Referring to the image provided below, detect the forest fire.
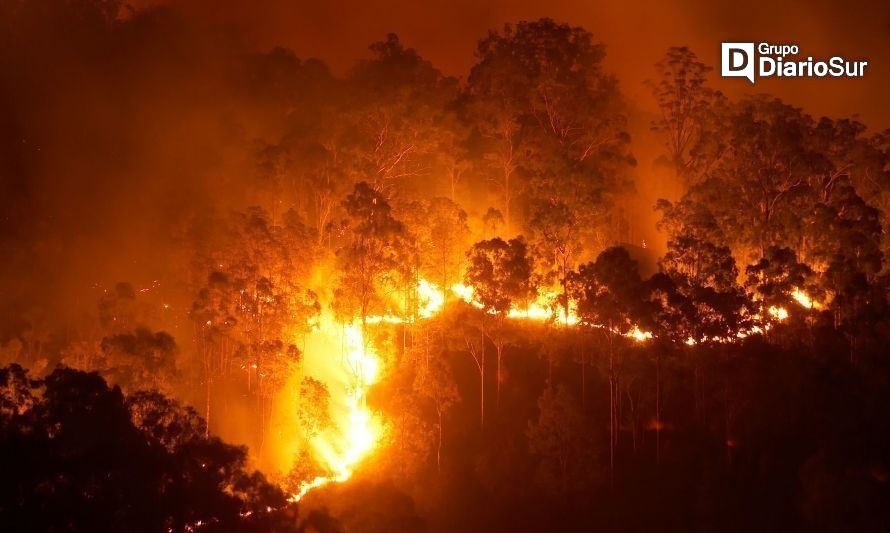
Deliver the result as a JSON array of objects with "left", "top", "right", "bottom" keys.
[
  {"left": 2, "top": 2, "right": 888, "bottom": 531},
  {"left": 768, "top": 306, "right": 790, "bottom": 321},
  {"left": 293, "top": 279, "right": 817, "bottom": 501},
  {"left": 290, "top": 279, "right": 597, "bottom": 500},
  {"left": 417, "top": 279, "right": 446, "bottom": 318},
  {"left": 289, "top": 316, "right": 383, "bottom": 501},
  {"left": 792, "top": 288, "right": 822, "bottom": 309}
]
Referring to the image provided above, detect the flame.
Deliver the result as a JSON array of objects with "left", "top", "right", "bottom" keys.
[
  {"left": 628, "top": 326, "right": 653, "bottom": 342},
  {"left": 364, "top": 314, "right": 405, "bottom": 325},
  {"left": 503, "top": 289, "right": 576, "bottom": 326},
  {"left": 292, "top": 276, "right": 840, "bottom": 500},
  {"left": 455, "top": 285, "right": 581, "bottom": 326},
  {"left": 507, "top": 301, "right": 556, "bottom": 322},
  {"left": 768, "top": 306, "right": 789, "bottom": 321},
  {"left": 450, "top": 282, "right": 481, "bottom": 307},
  {"left": 288, "top": 316, "right": 383, "bottom": 502},
  {"left": 285, "top": 278, "right": 817, "bottom": 500},
  {"left": 791, "top": 288, "right": 821, "bottom": 310},
  {"left": 278, "top": 275, "right": 829, "bottom": 503},
  {"left": 417, "top": 279, "right": 446, "bottom": 318}
]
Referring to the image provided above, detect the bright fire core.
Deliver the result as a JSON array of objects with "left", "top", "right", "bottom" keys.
[
  {"left": 286, "top": 315, "right": 383, "bottom": 502},
  {"left": 286, "top": 278, "right": 820, "bottom": 501},
  {"left": 285, "top": 278, "right": 650, "bottom": 501}
]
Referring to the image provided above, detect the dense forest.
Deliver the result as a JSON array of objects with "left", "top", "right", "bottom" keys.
[{"left": 1, "top": 1, "right": 890, "bottom": 531}]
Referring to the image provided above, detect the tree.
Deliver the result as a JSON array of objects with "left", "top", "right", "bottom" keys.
[
  {"left": 810, "top": 181, "right": 885, "bottom": 349},
  {"left": 414, "top": 343, "right": 460, "bottom": 471},
  {"left": 186, "top": 206, "right": 318, "bottom": 457},
  {"left": 335, "top": 182, "right": 406, "bottom": 327},
  {"left": 100, "top": 327, "right": 178, "bottom": 392},
  {"left": 745, "top": 246, "right": 818, "bottom": 311},
  {"left": 482, "top": 207, "right": 505, "bottom": 238},
  {"left": 399, "top": 196, "right": 470, "bottom": 295},
  {"left": 346, "top": 34, "right": 457, "bottom": 196},
  {"left": 657, "top": 198, "right": 739, "bottom": 294},
  {"left": 255, "top": 134, "right": 350, "bottom": 245},
  {"left": 467, "top": 18, "right": 632, "bottom": 234},
  {"left": 527, "top": 386, "right": 596, "bottom": 495},
  {"left": 659, "top": 226, "right": 750, "bottom": 344},
  {"left": 805, "top": 180, "right": 883, "bottom": 280},
  {"left": 297, "top": 377, "right": 332, "bottom": 439},
  {"left": 465, "top": 237, "right": 535, "bottom": 315},
  {"left": 569, "top": 246, "right": 645, "bottom": 486},
  {"left": 0, "top": 365, "right": 295, "bottom": 531},
  {"left": 334, "top": 181, "right": 408, "bottom": 409},
  {"left": 649, "top": 46, "right": 726, "bottom": 186},
  {"left": 190, "top": 207, "right": 318, "bottom": 450},
  {"left": 190, "top": 270, "right": 236, "bottom": 436},
  {"left": 248, "top": 48, "right": 345, "bottom": 240},
  {"left": 126, "top": 390, "right": 206, "bottom": 451},
  {"left": 641, "top": 272, "right": 691, "bottom": 461},
  {"left": 465, "top": 237, "right": 535, "bottom": 412},
  {"left": 434, "top": 108, "right": 473, "bottom": 201},
  {"left": 0, "top": 364, "right": 38, "bottom": 421},
  {"left": 529, "top": 198, "right": 582, "bottom": 325},
  {"left": 694, "top": 98, "right": 826, "bottom": 261}
]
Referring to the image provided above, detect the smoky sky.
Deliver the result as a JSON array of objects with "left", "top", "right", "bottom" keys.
[
  {"left": 1, "top": 0, "right": 888, "bottom": 337},
  {"left": 138, "top": 0, "right": 890, "bottom": 128}
]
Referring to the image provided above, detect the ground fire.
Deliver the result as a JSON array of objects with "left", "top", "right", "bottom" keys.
[{"left": 1, "top": 2, "right": 888, "bottom": 532}]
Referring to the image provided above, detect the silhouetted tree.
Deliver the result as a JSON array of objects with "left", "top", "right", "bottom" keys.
[
  {"left": 0, "top": 365, "right": 296, "bottom": 531},
  {"left": 466, "top": 237, "right": 535, "bottom": 413},
  {"left": 527, "top": 385, "right": 597, "bottom": 495},
  {"left": 569, "top": 246, "right": 645, "bottom": 485},
  {"left": 649, "top": 46, "right": 726, "bottom": 186}
]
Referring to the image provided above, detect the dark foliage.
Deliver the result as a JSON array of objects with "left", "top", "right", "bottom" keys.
[{"left": 0, "top": 365, "right": 298, "bottom": 532}]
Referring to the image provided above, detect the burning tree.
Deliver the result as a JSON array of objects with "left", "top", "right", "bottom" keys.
[
  {"left": 465, "top": 236, "right": 535, "bottom": 420},
  {"left": 335, "top": 181, "right": 407, "bottom": 358},
  {"left": 189, "top": 207, "right": 318, "bottom": 449},
  {"left": 347, "top": 34, "right": 456, "bottom": 196},
  {"left": 529, "top": 198, "right": 582, "bottom": 326},
  {"left": 467, "top": 18, "right": 632, "bottom": 234},
  {"left": 569, "top": 246, "right": 646, "bottom": 486},
  {"left": 297, "top": 376, "right": 333, "bottom": 439}
]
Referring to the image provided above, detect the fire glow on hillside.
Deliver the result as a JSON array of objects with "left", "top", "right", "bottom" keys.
[
  {"left": 3, "top": 4, "right": 889, "bottom": 531},
  {"left": 289, "top": 277, "right": 820, "bottom": 500}
]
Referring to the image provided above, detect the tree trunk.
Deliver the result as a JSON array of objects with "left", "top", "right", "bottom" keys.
[
  {"left": 581, "top": 342, "right": 586, "bottom": 408},
  {"left": 205, "top": 375, "right": 212, "bottom": 438},
  {"left": 608, "top": 329, "right": 615, "bottom": 489},
  {"left": 480, "top": 317, "right": 486, "bottom": 431},
  {"left": 656, "top": 350, "right": 661, "bottom": 466},
  {"left": 436, "top": 405, "right": 443, "bottom": 472},
  {"left": 496, "top": 342, "right": 503, "bottom": 411}
]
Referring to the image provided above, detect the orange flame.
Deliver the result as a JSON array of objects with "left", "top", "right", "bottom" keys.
[{"left": 288, "top": 316, "right": 383, "bottom": 502}]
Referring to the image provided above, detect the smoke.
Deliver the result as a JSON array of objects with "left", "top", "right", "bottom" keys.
[
  {"left": 0, "top": 2, "right": 254, "bottom": 335},
  {"left": 128, "top": 0, "right": 890, "bottom": 127},
  {"left": 128, "top": 0, "right": 890, "bottom": 260},
  {"left": 2, "top": 0, "right": 886, "bottom": 339}
]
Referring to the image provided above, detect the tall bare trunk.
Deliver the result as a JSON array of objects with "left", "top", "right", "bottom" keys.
[
  {"left": 496, "top": 342, "right": 503, "bottom": 411},
  {"left": 656, "top": 350, "right": 661, "bottom": 466},
  {"left": 205, "top": 375, "right": 212, "bottom": 439},
  {"left": 436, "top": 405, "right": 443, "bottom": 472},
  {"left": 581, "top": 343, "right": 586, "bottom": 408},
  {"left": 608, "top": 329, "right": 615, "bottom": 489},
  {"left": 480, "top": 317, "right": 485, "bottom": 431}
]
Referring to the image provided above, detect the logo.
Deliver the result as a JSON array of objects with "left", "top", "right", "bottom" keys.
[
  {"left": 721, "top": 42, "right": 868, "bottom": 84},
  {"left": 722, "top": 43, "right": 755, "bottom": 83}
]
